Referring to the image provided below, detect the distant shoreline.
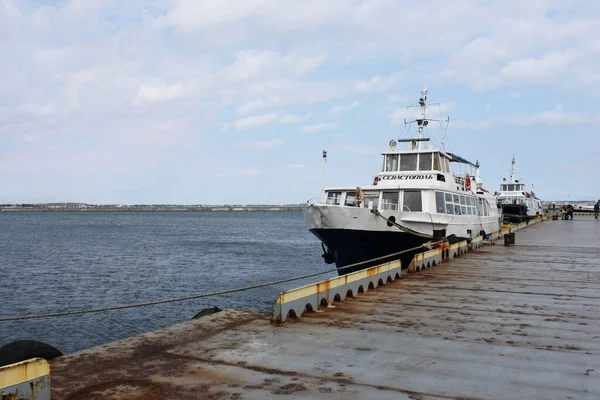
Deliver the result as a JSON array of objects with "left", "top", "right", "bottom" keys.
[{"left": 0, "top": 206, "right": 304, "bottom": 213}]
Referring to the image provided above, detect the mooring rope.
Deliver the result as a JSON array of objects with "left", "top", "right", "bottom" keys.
[
  {"left": 370, "top": 209, "right": 434, "bottom": 239},
  {"left": 0, "top": 242, "right": 444, "bottom": 322}
]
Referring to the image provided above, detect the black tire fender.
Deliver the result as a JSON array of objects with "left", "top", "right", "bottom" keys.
[{"left": 0, "top": 340, "right": 63, "bottom": 367}]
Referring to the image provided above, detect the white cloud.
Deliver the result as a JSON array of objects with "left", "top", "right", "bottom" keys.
[
  {"left": 328, "top": 101, "right": 360, "bottom": 114},
  {"left": 233, "top": 139, "right": 284, "bottom": 150},
  {"left": 509, "top": 107, "right": 595, "bottom": 127},
  {"left": 300, "top": 123, "right": 337, "bottom": 133},
  {"left": 225, "top": 50, "right": 326, "bottom": 83},
  {"left": 500, "top": 52, "right": 575, "bottom": 84},
  {"left": 233, "top": 113, "right": 279, "bottom": 130},
  {"left": 356, "top": 73, "right": 401, "bottom": 93},
  {"left": 280, "top": 113, "right": 310, "bottom": 124},
  {"left": 134, "top": 82, "right": 188, "bottom": 105},
  {"left": 464, "top": 106, "right": 600, "bottom": 129}
]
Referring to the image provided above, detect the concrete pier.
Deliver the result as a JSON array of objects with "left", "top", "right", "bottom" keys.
[{"left": 50, "top": 218, "right": 600, "bottom": 399}]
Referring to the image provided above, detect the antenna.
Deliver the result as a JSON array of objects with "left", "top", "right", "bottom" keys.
[
  {"left": 403, "top": 85, "right": 450, "bottom": 151},
  {"left": 510, "top": 154, "right": 515, "bottom": 183},
  {"left": 322, "top": 150, "right": 327, "bottom": 195}
]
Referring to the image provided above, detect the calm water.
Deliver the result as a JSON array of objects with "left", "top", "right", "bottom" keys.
[{"left": 0, "top": 211, "right": 332, "bottom": 354}]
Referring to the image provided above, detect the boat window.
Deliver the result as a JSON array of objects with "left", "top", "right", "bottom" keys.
[
  {"left": 433, "top": 153, "right": 441, "bottom": 171},
  {"left": 382, "top": 191, "right": 399, "bottom": 211},
  {"left": 453, "top": 194, "right": 460, "bottom": 203},
  {"left": 454, "top": 204, "right": 462, "bottom": 215},
  {"left": 460, "top": 195, "right": 466, "bottom": 205},
  {"left": 445, "top": 203, "right": 454, "bottom": 214},
  {"left": 403, "top": 190, "right": 422, "bottom": 212},
  {"left": 362, "top": 191, "right": 379, "bottom": 210},
  {"left": 435, "top": 191, "right": 445, "bottom": 213},
  {"left": 507, "top": 184, "right": 515, "bottom": 191},
  {"left": 400, "top": 154, "right": 417, "bottom": 171},
  {"left": 326, "top": 191, "right": 342, "bottom": 205},
  {"left": 418, "top": 153, "right": 432, "bottom": 171},
  {"left": 467, "top": 207, "right": 472, "bottom": 215},
  {"left": 445, "top": 193, "right": 453, "bottom": 203},
  {"left": 344, "top": 191, "right": 356, "bottom": 206},
  {"left": 461, "top": 206, "right": 467, "bottom": 215},
  {"left": 385, "top": 154, "right": 399, "bottom": 172}
]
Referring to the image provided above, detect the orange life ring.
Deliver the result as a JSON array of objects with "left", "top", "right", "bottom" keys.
[{"left": 465, "top": 174, "right": 471, "bottom": 190}]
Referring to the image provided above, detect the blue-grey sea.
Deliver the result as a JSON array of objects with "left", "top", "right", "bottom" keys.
[{"left": 0, "top": 211, "right": 333, "bottom": 355}]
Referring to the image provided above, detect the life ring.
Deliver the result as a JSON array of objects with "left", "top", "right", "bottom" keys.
[
  {"left": 465, "top": 174, "right": 471, "bottom": 191},
  {"left": 373, "top": 176, "right": 379, "bottom": 186}
]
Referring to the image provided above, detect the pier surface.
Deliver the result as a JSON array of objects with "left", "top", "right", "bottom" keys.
[{"left": 51, "top": 218, "right": 600, "bottom": 399}]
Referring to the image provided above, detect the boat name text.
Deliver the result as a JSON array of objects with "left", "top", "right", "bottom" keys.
[{"left": 380, "top": 174, "right": 434, "bottom": 181}]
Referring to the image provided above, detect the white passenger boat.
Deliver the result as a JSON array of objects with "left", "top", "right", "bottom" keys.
[{"left": 303, "top": 88, "right": 501, "bottom": 275}]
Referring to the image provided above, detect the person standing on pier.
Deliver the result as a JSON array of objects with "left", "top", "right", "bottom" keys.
[{"left": 594, "top": 200, "right": 599, "bottom": 219}]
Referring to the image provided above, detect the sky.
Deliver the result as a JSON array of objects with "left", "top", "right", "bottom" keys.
[{"left": 1, "top": 0, "right": 599, "bottom": 205}]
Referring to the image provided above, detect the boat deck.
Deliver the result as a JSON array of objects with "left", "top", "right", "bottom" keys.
[{"left": 50, "top": 218, "right": 600, "bottom": 399}]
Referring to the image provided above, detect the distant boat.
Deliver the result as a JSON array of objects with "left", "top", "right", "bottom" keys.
[
  {"left": 303, "top": 87, "right": 501, "bottom": 276},
  {"left": 495, "top": 155, "right": 543, "bottom": 223}
]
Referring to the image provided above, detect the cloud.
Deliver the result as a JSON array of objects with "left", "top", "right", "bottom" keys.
[
  {"left": 500, "top": 52, "right": 575, "bottom": 84},
  {"left": 134, "top": 82, "right": 188, "bottom": 104},
  {"left": 280, "top": 113, "right": 310, "bottom": 124},
  {"left": 300, "top": 123, "right": 337, "bottom": 133},
  {"left": 225, "top": 50, "right": 327, "bottom": 84},
  {"left": 463, "top": 106, "right": 600, "bottom": 129},
  {"left": 233, "top": 139, "right": 284, "bottom": 150},
  {"left": 355, "top": 73, "right": 401, "bottom": 93},
  {"left": 233, "top": 113, "right": 279, "bottom": 130},
  {"left": 328, "top": 101, "right": 360, "bottom": 114}
]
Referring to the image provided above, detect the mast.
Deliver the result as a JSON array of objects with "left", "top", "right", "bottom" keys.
[
  {"left": 403, "top": 86, "right": 449, "bottom": 150},
  {"left": 509, "top": 155, "right": 515, "bottom": 183}
]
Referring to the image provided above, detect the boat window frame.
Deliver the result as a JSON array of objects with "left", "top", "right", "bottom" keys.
[
  {"left": 385, "top": 154, "right": 399, "bottom": 172},
  {"left": 403, "top": 190, "right": 422, "bottom": 212},
  {"left": 418, "top": 152, "right": 433, "bottom": 171},
  {"left": 381, "top": 191, "right": 400, "bottom": 211},
  {"left": 400, "top": 153, "right": 418, "bottom": 171},
  {"left": 326, "top": 191, "right": 343, "bottom": 205},
  {"left": 435, "top": 191, "right": 445, "bottom": 214},
  {"left": 344, "top": 191, "right": 356, "bottom": 206}
]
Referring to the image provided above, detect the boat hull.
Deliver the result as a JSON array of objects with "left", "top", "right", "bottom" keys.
[
  {"left": 501, "top": 204, "right": 540, "bottom": 224},
  {"left": 309, "top": 228, "right": 429, "bottom": 274},
  {"left": 304, "top": 203, "right": 499, "bottom": 276}
]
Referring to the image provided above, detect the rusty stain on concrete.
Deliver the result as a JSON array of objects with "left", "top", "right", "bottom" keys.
[{"left": 51, "top": 218, "right": 600, "bottom": 399}]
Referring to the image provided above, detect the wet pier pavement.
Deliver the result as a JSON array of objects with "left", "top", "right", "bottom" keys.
[{"left": 51, "top": 218, "right": 600, "bottom": 399}]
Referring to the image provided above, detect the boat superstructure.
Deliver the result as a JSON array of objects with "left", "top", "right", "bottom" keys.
[
  {"left": 496, "top": 155, "right": 543, "bottom": 223},
  {"left": 303, "top": 88, "right": 501, "bottom": 275}
]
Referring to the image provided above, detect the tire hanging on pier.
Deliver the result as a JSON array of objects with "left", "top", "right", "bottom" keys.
[{"left": 0, "top": 340, "right": 63, "bottom": 367}]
